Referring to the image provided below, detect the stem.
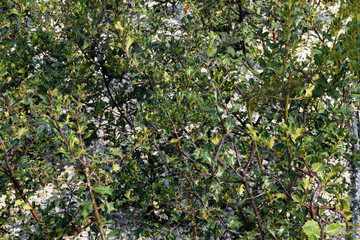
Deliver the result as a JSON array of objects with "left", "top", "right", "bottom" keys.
[
  {"left": 284, "top": 72, "right": 294, "bottom": 122},
  {"left": 284, "top": 91, "right": 290, "bottom": 122},
  {"left": 189, "top": 197, "right": 198, "bottom": 240},
  {"left": 84, "top": 166, "right": 107, "bottom": 240},
  {"left": 243, "top": 179, "right": 265, "bottom": 239},
  {"left": 5, "top": 167, "right": 50, "bottom": 237},
  {"left": 247, "top": 102, "right": 263, "bottom": 169},
  {"left": 237, "top": 0, "right": 246, "bottom": 56},
  {"left": 9, "top": 174, "right": 42, "bottom": 223},
  {"left": 232, "top": 143, "right": 264, "bottom": 238},
  {"left": 49, "top": 97, "right": 107, "bottom": 239}
]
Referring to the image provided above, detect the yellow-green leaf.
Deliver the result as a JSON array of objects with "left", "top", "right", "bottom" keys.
[
  {"left": 247, "top": 124, "right": 257, "bottom": 137},
  {"left": 275, "top": 193, "right": 287, "bottom": 199},
  {"left": 206, "top": 47, "right": 217, "bottom": 57},
  {"left": 326, "top": 223, "right": 342, "bottom": 236},
  {"left": 126, "top": 37, "right": 135, "bottom": 53},
  {"left": 114, "top": 21, "right": 123, "bottom": 32},
  {"left": 211, "top": 134, "right": 221, "bottom": 145},
  {"left": 278, "top": 123, "right": 289, "bottom": 134},
  {"left": 303, "top": 220, "right": 321, "bottom": 238},
  {"left": 236, "top": 184, "right": 245, "bottom": 196},
  {"left": 246, "top": 124, "right": 261, "bottom": 142},
  {"left": 16, "top": 128, "right": 27, "bottom": 139},
  {"left": 290, "top": 128, "right": 303, "bottom": 142},
  {"left": 77, "top": 125, "right": 84, "bottom": 133},
  {"left": 113, "top": 163, "right": 120, "bottom": 171},
  {"left": 22, "top": 203, "right": 32, "bottom": 210},
  {"left": 153, "top": 201, "right": 159, "bottom": 209},
  {"left": 340, "top": 199, "right": 350, "bottom": 211},
  {"left": 343, "top": 211, "right": 354, "bottom": 219},
  {"left": 49, "top": 88, "right": 58, "bottom": 96},
  {"left": 325, "top": 171, "right": 337, "bottom": 181},
  {"left": 305, "top": 84, "right": 315, "bottom": 98},
  {"left": 312, "top": 163, "right": 324, "bottom": 173},
  {"left": 125, "top": 190, "right": 131, "bottom": 199},
  {"left": 265, "top": 137, "right": 276, "bottom": 149},
  {"left": 302, "top": 178, "right": 310, "bottom": 190},
  {"left": 170, "top": 138, "right": 179, "bottom": 144}
]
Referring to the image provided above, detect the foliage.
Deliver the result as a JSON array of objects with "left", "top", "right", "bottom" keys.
[{"left": 0, "top": 0, "right": 359, "bottom": 239}]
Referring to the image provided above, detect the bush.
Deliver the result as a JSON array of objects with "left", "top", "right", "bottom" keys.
[{"left": 0, "top": 0, "right": 359, "bottom": 239}]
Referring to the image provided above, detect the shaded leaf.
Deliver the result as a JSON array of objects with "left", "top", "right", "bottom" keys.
[
  {"left": 82, "top": 201, "right": 92, "bottom": 219},
  {"left": 93, "top": 185, "right": 113, "bottom": 195}
]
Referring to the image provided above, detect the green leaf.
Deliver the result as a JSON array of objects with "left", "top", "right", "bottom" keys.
[
  {"left": 108, "top": 229, "right": 125, "bottom": 238},
  {"left": 344, "top": 211, "right": 354, "bottom": 219},
  {"left": 202, "top": 150, "right": 212, "bottom": 164},
  {"left": 216, "top": 165, "right": 226, "bottom": 177},
  {"left": 49, "top": 88, "right": 58, "bottom": 96},
  {"left": 308, "top": 235, "right": 318, "bottom": 240},
  {"left": 326, "top": 223, "right": 342, "bottom": 236},
  {"left": 208, "top": 31, "right": 216, "bottom": 43},
  {"left": 214, "top": 90, "right": 220, "bottom": 103},
  {"left": 0, "top": 124, "right": 11, "bottom": 132},
  {"left": 106, "top": 202, "right": 115, "bottom": 213},
  {"left": 67, "top": 131, "right": 75, "bottom": 149},
  {"left": 343, "top": 234, "right": 354, "bottom": 239},
  {"left": 206, "top": 47, "right": 217, "bottom": 57},
  {"left": 311, "top": 163, "right": 324, "bottom": 173},
  {"left": 228, "top": 218, "right": 241, "bottom": 229},
  {"left": 325, "top": 171, "right": 338, "bottom": 181},
  {"left": 225, "top": 119, "right": 235, "bottom": 132},
  {"left": 82, "top": 201, "right": 92, "bottom": 219},
  {"left": 303, "top": 220, "right": 321, "bottom": 238},
  {"left": 227, "top": 46, "right": 235, "bottom": 57},
  {"left": 340, "top": 199, "right": 350, "bottom": 211},
  {"left": 93, "top": 185, "right": 114, "bottom": 195},
  {"left": 110, "top": 148, "right": 123, "bottom": 157}
]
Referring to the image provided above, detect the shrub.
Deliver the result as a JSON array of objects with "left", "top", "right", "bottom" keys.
[{"left": 0, "top": 0, "right": 359, "bottom": 239}]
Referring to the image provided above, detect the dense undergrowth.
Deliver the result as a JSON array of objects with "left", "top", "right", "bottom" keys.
[{"left": 1, "top": 0, "right": 360, "bottom": 239}]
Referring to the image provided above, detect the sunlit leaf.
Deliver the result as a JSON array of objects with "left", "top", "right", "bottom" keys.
[
  {"left": 125, "top": 37, "right": 134, "bottom": 53},
  {"left": 326, "top": 223, "right": 342, "bottom": 236},
  {"left": 303, "top": 220, "right": 321, "bottom": 238}
]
